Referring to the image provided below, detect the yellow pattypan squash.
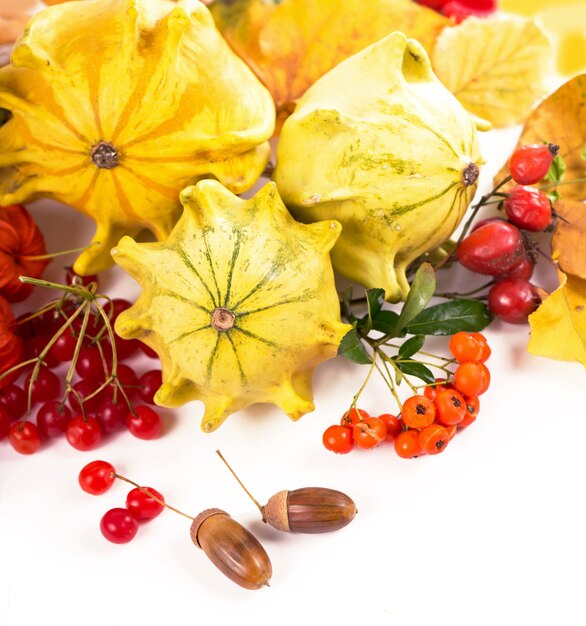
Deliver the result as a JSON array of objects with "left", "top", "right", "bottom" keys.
[
  {"left": 0, "top": 0, "right": 275, "bottom": 275},
  {"left": 274, "top": 32, "right": 482, "bottom": 303},
  {"left": 112, "top": 180, "right": 350, "bottom": 432}
]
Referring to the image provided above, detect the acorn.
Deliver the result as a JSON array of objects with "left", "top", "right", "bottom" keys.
[
  {"left": 190, "top": 508, "right": 272, "bottom": 590},
  {"left": 216, "top": 450, "right": 357, "bottom": 534},
  {"left": 113, "top": 472, "right": 272, "bottom": 591}
]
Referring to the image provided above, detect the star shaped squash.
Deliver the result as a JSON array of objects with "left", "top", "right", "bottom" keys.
[
  {"left": 0, "top": 0, "right": 275, "bottom": 275},
  {"left": 112, "top": 180, "right": 350, "bottom": 432}
]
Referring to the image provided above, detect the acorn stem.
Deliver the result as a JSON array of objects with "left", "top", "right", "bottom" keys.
[
  {"left": 215, "top": 450, "right": 264, "bottom": 515},
  {"left": 112, "top": 473, "right": 195, "bottom": 521}
]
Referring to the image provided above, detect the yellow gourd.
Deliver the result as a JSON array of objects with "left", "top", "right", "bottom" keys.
[
  {"left": 0, "top": 0, "right": 275, "bottom": 274},
  {"left": 112, "top": 180, "right": 350, "bottom": 432},
  {"left": 274, "top": 32, "right": 482, "bottom": 302}
]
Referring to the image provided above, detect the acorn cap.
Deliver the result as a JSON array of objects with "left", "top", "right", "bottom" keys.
[
  {"left": 262, "top": 490, "right": 290, "bottom": 532},
  {"left": 190, "top": 508, "right": 228, "bottom": 548}
]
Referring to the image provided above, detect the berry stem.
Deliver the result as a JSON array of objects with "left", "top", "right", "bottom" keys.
[
  {"left": 65, "top": 302, "right": 91, "bottom": 394},
  {"left": 371, "top": 346, "right": 403, "bottom": 409},
  {"left": 90, "top": 295, "right": 114, "bottom": 344},
  {"left": 19, "top": 276, "right": 96, "bottom": 299},
  {"left": 215, "top": 450, "right": 264, "bottom": 515},
  {"left": 0, "top": 358, "right": 38, "bottom": 383},
  {"left": 25, "top": 300, "right": 90, "bottom": 416},
  {"left": 19, "top": 242, "right": 98, "bottom": 261},
  {"left": 349, "top": 352, "right": 378, "bottom": 410},
  {"left": 388, "top": 358, "right": 419, "bottom": 395},
  {"left": 14, "top": 300, "right": 61, "bottom": 327},
  {"left": 417, "top": 351, "right": 456, "bottom": 364},
  {"left": 93, "top": 300, "right": 118, "bottom": 378},
  {"left": 539, "top": 176, "right": 586, "bottom": 190},
  {"left": 434, "top": 280, "right": 494, "bottom": 299},
  {"left": 112, "top": 473, "right": 195, "bottom": 521}
]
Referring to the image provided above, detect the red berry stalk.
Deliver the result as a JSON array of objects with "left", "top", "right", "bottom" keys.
[{"left": 0, "top": 276, "right": 163, "bottom": 454}]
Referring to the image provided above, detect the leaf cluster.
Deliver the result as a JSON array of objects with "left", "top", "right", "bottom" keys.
[{"left": 338, "top": 264, "right": 492, "bottom": 386}]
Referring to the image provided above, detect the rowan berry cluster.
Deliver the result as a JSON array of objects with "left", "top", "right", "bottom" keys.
[{"left": 323, "top": 331, "right": 490, "bottom": 458}]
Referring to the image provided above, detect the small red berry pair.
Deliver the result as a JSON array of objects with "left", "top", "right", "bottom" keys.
[{"left": 79, "top": 460, "right": 165, "bottom": 544}]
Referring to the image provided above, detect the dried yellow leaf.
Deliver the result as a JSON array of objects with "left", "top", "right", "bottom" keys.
[
  {"left": 528, "top": 272, "right": 586, "bottom": 369},
  {"left": 210, "top": 0, "right": 449, "bottom": 127},
  {"left": 432, "top": 17, "right": 552, "bottom": 127},
  {"left": 552, "top": 200, "right": 586, "bottom": 280}
]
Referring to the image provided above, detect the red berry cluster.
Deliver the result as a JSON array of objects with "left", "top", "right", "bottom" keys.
[
  {"left": 79, "top": 460, "right": 165, "bottom": 544},
  {"left": 417, "top": 0, "right": 497, "bottom": 23},
  {"left": 457, "top": 144, "right": 559, "bottom": 324},
  {"left": 0, "top": 269, "right": 163, "bottom": 455},
  {"left": 322, "top": 332, "right": 490, "bottom": 458}
]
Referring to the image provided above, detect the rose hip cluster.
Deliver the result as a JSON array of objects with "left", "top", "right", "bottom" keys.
[
  {"left": 79, "top": 460, "right": 165, "bottom": 544},
  {"left": 323, "top": 332, "right": 490, "bottom": 458},
  {"left": 457, "top": 143, "right": 559, "bottom": 324},
  {"left": 0, "top": 269, "right": 163, "bottom": 455}
]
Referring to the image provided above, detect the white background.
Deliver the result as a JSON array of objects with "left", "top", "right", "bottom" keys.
[{"left": 1, "top": 123, "right": 586, "bottom": 626}]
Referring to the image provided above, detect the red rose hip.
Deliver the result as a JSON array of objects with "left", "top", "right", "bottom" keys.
[
  {"left": 488, "top": 278, "right": 541, "bottom": 324},
  {"left": 509, "top": 143, "right": 559, "bottom": 185},
  {"left": 457, "top": 221, "right": 525, "bottom": 276},
  {"left": 504, "top": 186, "right": 553, "bottom": 232}
]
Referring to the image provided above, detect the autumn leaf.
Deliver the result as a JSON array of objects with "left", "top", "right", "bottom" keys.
[
  {"left": 497, "top": 75, "right": 586, "bottom": 199},
  {"left": 432, "top": 18, "right": 552, "bottom": 127},
  {"left": 552, "top": 200, "right": 586, "bottom": 279},
  {"left": 528, "top": 272, "right": 586, "bottom": 369},
  {"left": 209, "top": 0, "right": 449, "bottom": 127},
  {"left": 0, "top": 14, "right": 28, "bottom": 46}
]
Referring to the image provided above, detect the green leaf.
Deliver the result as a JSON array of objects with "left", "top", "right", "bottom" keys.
[
  {"left": 581, "top": 143, "right": 586, "bottom": 161},
  {"left": 544, "top": 153, "right": 567, "bottom": 184},
  {"left": 337, "top": 327, "right": 372, "bottom": 364},
  {"left": 371, "top": 310, "right": 401, "bottom": 335},
  {"left": 398, "top": 335, "right": 425, "bottom": 359},
  {"left": 405, "top": 299, "right": 493, "bottom": 335},
  {"left": 366, "top": 288, "right": 385, "bottom": 328},
  {"left": 394, "top": 360, "right": 435, "bottom": 385},
  {"left": 394, "top": 263, "right": 436, "bottom": 334},
  {"left": 546, "top": 189, "right": 560, "bottom": 204},
  {"left": 394, "top": 363, "right": 403, "bottom": 385}
]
